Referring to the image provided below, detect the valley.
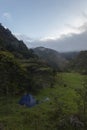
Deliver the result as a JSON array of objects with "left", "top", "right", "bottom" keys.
[{"left": 0, "top": 24, "right": 87, "bottom": 130}]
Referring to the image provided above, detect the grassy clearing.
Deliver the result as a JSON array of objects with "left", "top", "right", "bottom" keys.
[{"left": 0, "top": 73, "right": 86, "bottom": 130}]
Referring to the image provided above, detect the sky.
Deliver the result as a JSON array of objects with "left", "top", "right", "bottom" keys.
[{"left": 0, "top": 0, "right": 87, "bottom": 51}]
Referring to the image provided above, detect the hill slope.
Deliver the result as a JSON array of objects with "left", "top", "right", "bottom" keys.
[
  {"left": 68, "top": 50, "right": 87, "bottom": 74},
  {"left": 33, "top": 47, "right": 68, "bottom": 71},
  {"left": 0, "top": 23, "right": 36, "bottom": 59},
  {"left": 60, "top": 51, "right": 79, "bottom": 60}
]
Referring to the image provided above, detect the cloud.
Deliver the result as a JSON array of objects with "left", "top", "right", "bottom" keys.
[
  {"left": 28, "top": 21, "right": 87, "bottom": 52},
  {"left": 15, "top": 13, "right": 87, "bottom": 52},
  {"left": 38, "top": 14, "right": 87, "bottom": 42},
  {"left": 82, "top": 12, "right": 87, "bottom": 19},
  {"left": 16, "top": 24, "right": 87, "bottom": 52},
  {"left": 15, "top": 34, "right": 35, "bottom": 48},
  {"left": 29, "top": 30, "right": 87, "bottom": 52},
  {"left": 3, "top": 12, "right": 11, "bottom": 20},
  {"left": 16, "top": 34, "right": 33, "bottom": 42}
]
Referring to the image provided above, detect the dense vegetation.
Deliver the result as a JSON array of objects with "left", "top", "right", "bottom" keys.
[{"left": 0, "top": 51, "right": 28, "bottom": 95}]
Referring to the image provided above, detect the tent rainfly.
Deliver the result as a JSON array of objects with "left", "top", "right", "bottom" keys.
[{"left": 19, "top": 94, "right": 36, "bottom": 107}]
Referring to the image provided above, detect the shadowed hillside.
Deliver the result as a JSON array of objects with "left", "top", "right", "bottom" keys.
[
  {"left": 68, "top": 50, "right": 87, "bottom": 74},
  {"left": 33, "top": 47, "right": 68, "bottom": 71},
  {"left": 0, "top": 23, "right": 36, "bottom": 59},
  {"left": 60, "top": 51, "right": 79, "bottom": 60}
]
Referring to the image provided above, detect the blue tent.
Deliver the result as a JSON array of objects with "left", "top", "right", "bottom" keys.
[{"left": 19, "top": 94, "right": 36, "bottom": 107}]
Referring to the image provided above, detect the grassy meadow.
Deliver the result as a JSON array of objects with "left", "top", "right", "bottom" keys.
[{"left": 0, "top": 73, "right": 86, "bottom": 130}]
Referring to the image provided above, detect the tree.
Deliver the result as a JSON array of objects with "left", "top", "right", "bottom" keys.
[{"left": 0, "top": 51, "right": 31, "bottom": 96}]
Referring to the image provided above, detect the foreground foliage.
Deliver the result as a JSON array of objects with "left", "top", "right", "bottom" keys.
[
  {"left": 0, "top": 51, "right": 56, "bottom": 95},
  {"left": 0, "top": 73, "right": 87, "bottom": 130}
]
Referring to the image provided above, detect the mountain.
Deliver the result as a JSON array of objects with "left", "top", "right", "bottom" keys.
[
  {"left": 0, "top": 23, "right": 36, "bottom": 59},
  {"left": 33, "top": 47, "right": 68, "bottom": 71},
  {"left": 68, "top": 50, "right": 87, "bottom": 74},
  {"left": 60, "top": 51, "right": 79, "bottom": 60}
]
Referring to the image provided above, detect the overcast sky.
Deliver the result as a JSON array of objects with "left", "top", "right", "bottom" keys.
[{"left": 0, "top": 0, "right": 87, "bottom": 51}]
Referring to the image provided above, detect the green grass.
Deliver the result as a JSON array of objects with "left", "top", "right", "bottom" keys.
[{"left": 0, "top": 73, "right": 86, "bottom": 130}]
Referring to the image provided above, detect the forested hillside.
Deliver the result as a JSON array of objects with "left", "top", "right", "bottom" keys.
[
  {"left": 33, "top": 47, "right": 68, "bottom": 71},
  {"left": 0, "top": 24, "right": 56, "bottom": 95},
  {"left": 68, "top": 51, "right": 87, "bottom": 74}
]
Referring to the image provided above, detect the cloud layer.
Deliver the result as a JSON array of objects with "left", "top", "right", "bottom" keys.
[
  {"left": 21, "top": 22, "right": 87, "bottom": 52},
  {"left": 16, "top": 16, "right": 87, "bottom": 52}
]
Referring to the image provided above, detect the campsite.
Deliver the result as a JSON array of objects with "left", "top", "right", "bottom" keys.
[
  {"left": 19, "top": 94, "right": 36, "bottom": 107},
  {"left": 0, "top": 73, "right": 87, "bottom": 130}
]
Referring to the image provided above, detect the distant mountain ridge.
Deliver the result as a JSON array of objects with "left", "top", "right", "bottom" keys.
[
  {"left": 60, "top": 51, "right": 79, "bottom": 60},
  {"left": 33, "top": 47, "right": 68, "bottom": 71}
]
